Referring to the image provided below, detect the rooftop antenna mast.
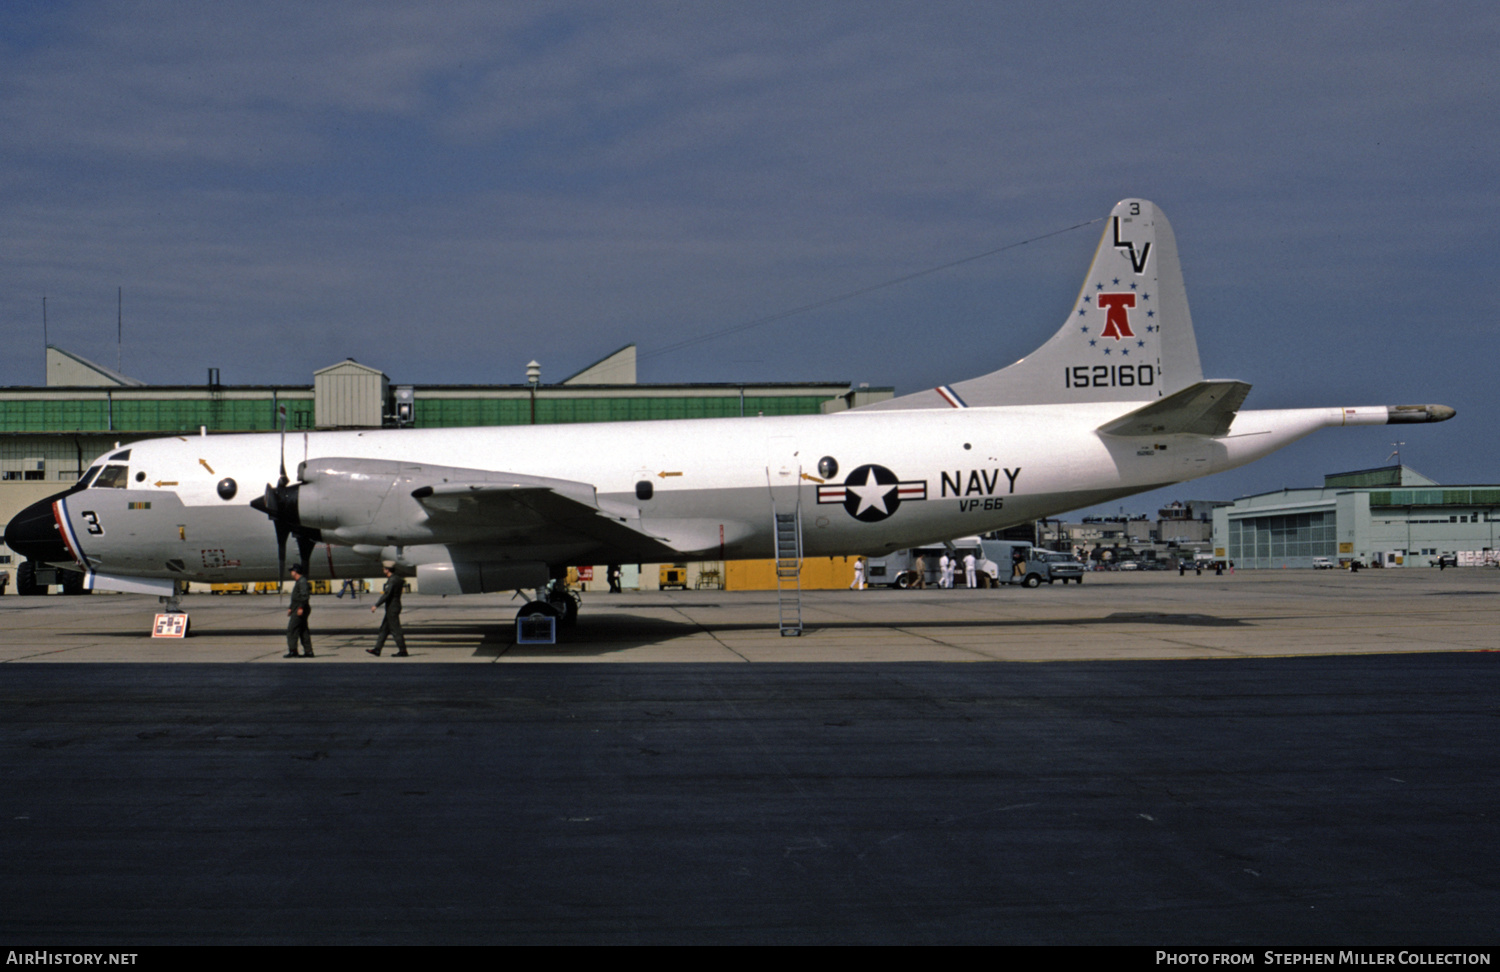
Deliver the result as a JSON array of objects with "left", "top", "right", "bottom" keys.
[
  {"left": 117, "top": 287, "right": 122, "bottom": 373},
  {"left": 1387, "top": 441, "right": 1405, "bottom": 465}
]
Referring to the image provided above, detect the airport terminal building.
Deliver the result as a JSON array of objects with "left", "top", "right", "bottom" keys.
[{"left": 1211, "top": 465, "right": 1500, "bottom": 569}]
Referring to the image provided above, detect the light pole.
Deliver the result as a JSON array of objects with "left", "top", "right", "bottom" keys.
[{"left": 527, "top": 360, "right": 540, "bottom": 425}]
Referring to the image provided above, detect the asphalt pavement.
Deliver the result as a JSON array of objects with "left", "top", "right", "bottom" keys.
[{"left": 1, "top": 570, "right": 1496, "bottom": 944}]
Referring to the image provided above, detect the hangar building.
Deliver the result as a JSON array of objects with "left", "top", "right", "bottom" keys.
[{"left": 1211, "top": 465, "right": 1500, "bottom": 569}]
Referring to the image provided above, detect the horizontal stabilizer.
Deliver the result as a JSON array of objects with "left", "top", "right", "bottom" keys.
[{"left": 1097, "top": 380, "right": 1252, "bottom": 437}]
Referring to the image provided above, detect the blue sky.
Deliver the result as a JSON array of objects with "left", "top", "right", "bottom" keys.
[{"left": 2, "top": 2, "right": 1495, "bottom": 511}]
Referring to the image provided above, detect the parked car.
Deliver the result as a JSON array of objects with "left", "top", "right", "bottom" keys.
[{"left": 1312, "top": 557, "right": 1336, "bottom": 569}]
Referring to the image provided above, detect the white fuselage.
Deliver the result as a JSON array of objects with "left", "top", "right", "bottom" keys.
[{"left": 52, "top": 401, "right": 1352, "bottom": 585}]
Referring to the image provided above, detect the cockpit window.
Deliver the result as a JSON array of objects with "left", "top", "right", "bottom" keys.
[
  {"left": 93, "top": 465, "right": 130, "bottom": 489},
  {"left": 109, "top": 449, "right": 131, "bottom": 461},
  {"left": 77, "top": 466, "right": 102, "bottom": 488}
]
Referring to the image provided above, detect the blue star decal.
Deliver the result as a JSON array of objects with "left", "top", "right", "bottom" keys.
[
  {"left": 1142, "top": 292, "right": 1150, "bottom": 301},
  {"left": 1095, "top": 282, "right": 1104, "bottom": 290},
  {"left": 1112, "top": 277, "right": 1120, "bottom": 285},
  {"left": 1088, "top": 339, "right": 1096, "bottom": 346},
  {"left": 1103, "top": 348, "right": 1111, "bottom": 355},
  {"left": 1121, "top": 349, "right": 1129, "bottom": 356},
  {"left": 1080, "top": 326, "right": 1089, "bottom": 333},
  {"left": 1145, "top": 325, "right": 1155, "bottom": 333},
  {"left": 1146, "top": 310, "right": 1155, "bottom": 317}
]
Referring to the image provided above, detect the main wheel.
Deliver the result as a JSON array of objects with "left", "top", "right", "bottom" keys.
[
  {"left": 547, "top": 591, "right": 580, "bottom": 627},
  {"left": 517, "top": 600, "right": 562, "bottom": 620}
]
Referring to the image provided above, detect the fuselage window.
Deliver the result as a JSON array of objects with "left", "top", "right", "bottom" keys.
[
  {"left": 77, "top": 466, "right": 102, "bottom": 488},
  {"left": 94, "top": 465, "right": 131, "bottom": 489}
]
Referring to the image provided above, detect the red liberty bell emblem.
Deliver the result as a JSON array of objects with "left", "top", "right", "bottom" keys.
[{"left": 1097, "top": 293, "right": 1136, "bottom": 340}]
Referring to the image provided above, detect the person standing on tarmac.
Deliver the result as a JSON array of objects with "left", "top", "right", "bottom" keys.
[
  {"left": 367, "top": 564, "right": 408, "bottom": 657},
  {"left": 285, "top": 564, "right": 313, "bottom": 658}
]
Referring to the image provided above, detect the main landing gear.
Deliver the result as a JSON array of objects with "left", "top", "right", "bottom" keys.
[{"left": 515, "top": 582, "right": 579, "bottom": 628}]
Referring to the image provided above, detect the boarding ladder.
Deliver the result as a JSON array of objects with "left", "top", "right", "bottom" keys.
[{"left": 772, "top": 501, "right": 804, "bottom": 636}]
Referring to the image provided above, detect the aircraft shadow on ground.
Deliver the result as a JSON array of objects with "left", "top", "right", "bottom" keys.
[
  {"left": 472, "top": 611, "right": 1252, "bottom": 658},
  {"left": 84, "top": 611, "right": 1249, "bottom": 654}
]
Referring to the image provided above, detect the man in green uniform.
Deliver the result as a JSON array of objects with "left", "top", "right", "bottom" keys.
[
  {"left": 285, "top": 564, "right": 313, "bottom": 658},
  {"left": 367, "top": 563, "right": 408, "bottom": 657}
]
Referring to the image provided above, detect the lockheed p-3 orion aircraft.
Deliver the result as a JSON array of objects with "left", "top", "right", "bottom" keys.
[{"left": 4, "top": 199, "right": 1454, "bottom": 627}]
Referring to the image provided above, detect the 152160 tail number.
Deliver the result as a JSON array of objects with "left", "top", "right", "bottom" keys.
[{"left": 1066, "top": 364, "right": 1155, "bottom": 388}]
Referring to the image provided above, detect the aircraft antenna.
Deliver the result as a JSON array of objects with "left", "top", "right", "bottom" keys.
[{"left": 638, "top": 215, "right": 1105, "bottom": 363}]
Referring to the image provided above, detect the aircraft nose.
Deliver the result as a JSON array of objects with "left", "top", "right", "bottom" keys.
[{"left": 4, "top": 495, "right": 72, "bottom": 564}]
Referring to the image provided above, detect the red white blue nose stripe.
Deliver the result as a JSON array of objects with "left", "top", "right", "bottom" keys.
[{"left": 51, "top": 495, "right": 87, "bottom": 567}]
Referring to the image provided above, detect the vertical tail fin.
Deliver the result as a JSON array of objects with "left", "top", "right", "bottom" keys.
[{"left": 860, "top": 199, "right": 1204, "bottom": 410}]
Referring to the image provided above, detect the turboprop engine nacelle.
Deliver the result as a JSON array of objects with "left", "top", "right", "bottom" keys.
[
  {"left": 283, "top": 457, "right": 612, "bottom": 548},
  {"left": 292, "top": 458, "right": 412, "bottom": 544},
  {"left": 282, "top": 457, "right": 497, "bottom": 547}
]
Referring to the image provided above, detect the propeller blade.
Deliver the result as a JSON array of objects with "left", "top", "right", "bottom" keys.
[
  {"left": 295, "top": 531, "right": 317, "bottom": 577},
  {"left": 277, "top": 405, "right": 288, "bottom": 487},
  {"left": 275, "top": 518, "right": 290, "bottom": 597}
]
